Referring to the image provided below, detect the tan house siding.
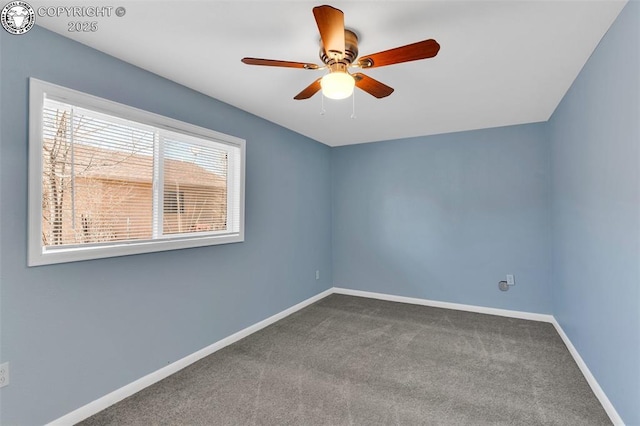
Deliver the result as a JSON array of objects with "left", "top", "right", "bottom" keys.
[
  {"left": 43, "top": 177, "right": 153, "bottom": 244},
  {"left": 163, "top": 184, "right": 227, "bottom": 234}
]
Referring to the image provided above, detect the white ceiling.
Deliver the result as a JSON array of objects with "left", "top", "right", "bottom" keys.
[{"left": 33, "top": 0, "right": 626, "bottom": 146}]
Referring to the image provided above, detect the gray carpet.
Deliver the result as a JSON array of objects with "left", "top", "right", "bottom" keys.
[{"left": 79, "top": 294, "right": 611, "bottom": 425}]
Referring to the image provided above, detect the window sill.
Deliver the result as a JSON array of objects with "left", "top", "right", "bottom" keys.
[{"left": 29, "top": 232, "right": 244, "bottom": 266}]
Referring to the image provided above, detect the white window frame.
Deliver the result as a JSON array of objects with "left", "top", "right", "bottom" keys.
[{"left": 28, "top": 78, "right": 245, "bottom": 266}]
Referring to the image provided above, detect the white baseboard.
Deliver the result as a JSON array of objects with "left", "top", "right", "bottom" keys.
[
  {"left": 47, "top": 288, "right": 333, "bottom": 426},
  {"left": 331, "top": 287, "right": 555, "bottom": 323},
  {"left": 550, "top": 318, "right": 624, "bottom": 425},
  {"left": 49, "top": 286, "right": 623, "bottom": 426}
]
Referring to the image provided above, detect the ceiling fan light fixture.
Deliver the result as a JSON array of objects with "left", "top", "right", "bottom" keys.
[
  {"left": 241, "top": 5, "right": 440, "bottom": 101},
  {"left": 321, "top": 71, "right": 355, "bottom": 100}
]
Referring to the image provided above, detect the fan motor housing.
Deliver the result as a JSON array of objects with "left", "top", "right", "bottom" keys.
[{"left": 320, "top": 29, "right": 359, "bottom": 65}]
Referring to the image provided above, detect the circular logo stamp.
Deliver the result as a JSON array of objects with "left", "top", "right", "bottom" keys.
[{"left": 1, "top": 1, "right": 35, "bottom": 35}]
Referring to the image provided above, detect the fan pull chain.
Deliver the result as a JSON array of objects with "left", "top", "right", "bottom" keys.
[
  {"left": 350, "top": 90, "right": 356, "bottom": 119},
  {"left": 320, "top": 94, "right": 326, "bottom": 116}
]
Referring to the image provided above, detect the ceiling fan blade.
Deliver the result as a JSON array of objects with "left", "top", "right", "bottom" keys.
[
  {"left": 313, "top": 5, "right": 345, "bottom": 59},
  {"left": 294, "top": 78, "right": 322, "bottom": 100},
  {"left": 241, "top": 57, "right": 319, "bottom": 70},
  {"left": 353, "top": 73, "right": 394, "bottom": 98},
  {"left": 356, "top": 39, "right": 440, "bottom": 69}
]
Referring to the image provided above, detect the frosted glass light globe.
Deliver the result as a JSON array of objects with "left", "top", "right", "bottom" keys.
[{"left": 321, "top": 72, "right": 355, "bottom": 100}]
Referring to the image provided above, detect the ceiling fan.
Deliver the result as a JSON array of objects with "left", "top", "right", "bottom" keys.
[{"left": 241, "top": 5, "right": 440, "bottom": 100}]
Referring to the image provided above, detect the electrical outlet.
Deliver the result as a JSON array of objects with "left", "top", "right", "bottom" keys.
[
  {"left": 0, "top": 362, "right": 9, "bottom": 388},
  {"left": 315, "top": 270, "right": 320, "bottom": 280},
  {"left": 506, "top": 274, "right": 515, "bottom": 286}
]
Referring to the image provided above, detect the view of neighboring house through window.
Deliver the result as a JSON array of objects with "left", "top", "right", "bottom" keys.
[
  {"left": 162, "top": 137, "right": 229, "bottom": 235},
  {"left": 42, "top": 100, "right": 155, "bottom": 245},
  {"left": 29, "top": 79, "right": 245, "bottom": 266}
]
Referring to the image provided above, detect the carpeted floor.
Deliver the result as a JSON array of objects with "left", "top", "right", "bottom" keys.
[{"left": 79, "top": 294, "right": 611, "bottom": 425}]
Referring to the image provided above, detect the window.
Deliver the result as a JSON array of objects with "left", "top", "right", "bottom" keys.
[{"left": 28, "top": 79, "right": 245, "bottom": 266}]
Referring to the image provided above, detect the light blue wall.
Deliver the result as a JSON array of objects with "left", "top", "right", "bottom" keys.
[
  {"left": 549, "top": 2, "right": 640, "bottom": 424},
  {"left": 332, "top": 123, "right": 552, "bottom": 314},
  {"left": 0, "top": 27, "right": 332, "bottom": 425}
]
